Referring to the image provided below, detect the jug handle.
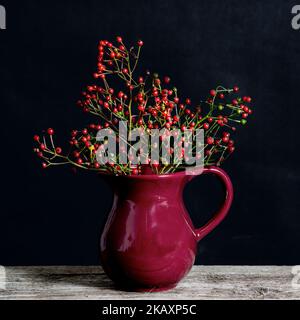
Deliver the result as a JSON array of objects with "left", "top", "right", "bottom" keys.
[{"left": 187, "top": 166, "right": 234, "bottom": 242}]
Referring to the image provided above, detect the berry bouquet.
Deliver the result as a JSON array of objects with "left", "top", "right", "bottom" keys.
[
  {"left": 33, "top": 37, "right": 253, "bottom": 175},
  {"left": 32, "top": 37, "right": 253, "bottom": 291}
]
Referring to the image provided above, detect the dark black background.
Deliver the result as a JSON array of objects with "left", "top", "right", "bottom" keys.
[{"left": 0, "top": 0, "right": 299, "bottom": 265}]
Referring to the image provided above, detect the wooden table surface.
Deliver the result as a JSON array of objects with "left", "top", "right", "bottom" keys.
[{"left": 0, "top": 266, "right": 299, "bottom": 300}]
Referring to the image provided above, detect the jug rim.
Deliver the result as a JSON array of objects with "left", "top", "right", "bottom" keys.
[{"left": 99, "top": 166, "right": 205, "bottom": 180}]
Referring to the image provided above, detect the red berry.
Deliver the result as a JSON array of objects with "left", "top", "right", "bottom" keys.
[
  {"left": 132, "top": 168, "right": 139, "bottom": 175},
  {"left": 47, "top": 128, "right": 54, "bottom": 135},
  {"left": 55, "top": 147, "right": 62, "bottom": 154},
  {"left": 219, "top": 93, "right": 225, "bottom": 99},
  {"left": 223, "top": 132, "right": 230, "bottom": 138},
  {"left": 214, "top": 139, "right": 221, "bottom": 146},
  {"left": 152, "top": 161, "right": 159, "bottom": 168},
  {"left": 33, "top": 135, "right": 40, "bottom": 142},
  {"left": 137, "top": 40, "right": 144, "bottom": 46},
  {"left": 42, "top": 162, "right": 47, "bottom": 169},
  {"left": 228, "top": 140, "right": 234, "bottom": 147},
  {"left": 87, "top": 85, "right": 95, "bottom": 92},
  {"left": 233, "top": 86, "right": 239, "bottom": 92},
  {"left": 164, "top": 76, "right": 171, "bottom": 84},
  {"left": 203, "top": 123, "right": 210, "bottom": 130},
  {"left": 222, "top": 136, "right": 229, "bottom": 143},
  {"left": 210, "top": 89, "right": 216, "bottom": 96},
  {"left": 243, "top": 96, "right": 251, "bottom": 103},
  {"left": 40, "top": 144, "right": 46, "bottom": 150},
  {"left": 228, "top": 146, "right": 235, "bottom": 153},
  {"left": 116, "top": 36, "right": 122, "bottom": 43},
  {"left": 77, "top": 158, "right": 83, "bottom": 165},
  {"left": 207, "top": 137, "right": 214, "bottom": 145}
]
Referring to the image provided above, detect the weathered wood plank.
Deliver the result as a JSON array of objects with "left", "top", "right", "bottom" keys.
[{"left": 0, "top": 266, "right": 299, "bottom": 300}]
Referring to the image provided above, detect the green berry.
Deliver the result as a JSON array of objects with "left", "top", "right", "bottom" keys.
[{"left": 241, "top": 119, "right": 247, "bottom": 125}]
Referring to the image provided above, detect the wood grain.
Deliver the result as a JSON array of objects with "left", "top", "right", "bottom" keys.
[{"left": 0, "top": 266, "right": 299, "bottom": 300}]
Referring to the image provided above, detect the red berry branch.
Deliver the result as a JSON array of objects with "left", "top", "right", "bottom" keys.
[{"left": 33, "top": 37, "right": 253, "bottom": 175}]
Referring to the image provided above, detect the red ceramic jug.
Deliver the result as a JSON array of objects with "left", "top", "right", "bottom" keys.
[{"left": 100, "top": 166, "right": 233, "bottom": 292}]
